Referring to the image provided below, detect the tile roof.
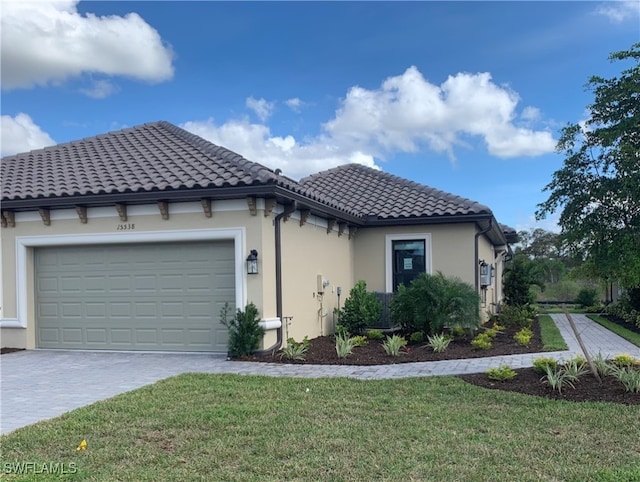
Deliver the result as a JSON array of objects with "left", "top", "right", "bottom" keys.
[
  {"left": 1, "top": 121, "right": 305, "bottom": 201},
  {"left": 300, "top": 164, "right": 492, "bottom": 220}
]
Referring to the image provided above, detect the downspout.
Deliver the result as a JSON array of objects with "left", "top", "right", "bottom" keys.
[
  {"left": 253, "top": 201, "right": 297, "bottom": 356},
  {"left": 474, "top": 218, "right": 493, "bottom": 291}
]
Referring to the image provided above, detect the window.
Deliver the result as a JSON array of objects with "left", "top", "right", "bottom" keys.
[{"left": 385, "top": 234, "right": 432, "bottom": 292}]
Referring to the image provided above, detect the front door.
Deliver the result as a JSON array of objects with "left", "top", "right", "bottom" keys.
[{"left": 392, "top": 239, "right": 426, "bottom": 291}]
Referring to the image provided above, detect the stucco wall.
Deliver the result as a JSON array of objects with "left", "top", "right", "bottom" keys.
[
  {"left": 353, "top": 223, "right": 477, "bottom": 292},
  {"left": 278, "top": 213, "right": 354, "bottom": 343},
  {"left": 0, "top": 200, "right": 267, "bottom": 349}
]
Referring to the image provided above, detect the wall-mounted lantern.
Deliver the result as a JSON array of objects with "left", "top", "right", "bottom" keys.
[{"left": 246, "top": 249, "right": 259, "bottom": 275}]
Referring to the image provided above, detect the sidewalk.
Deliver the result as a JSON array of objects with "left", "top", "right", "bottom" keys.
[{"left": 1, "top": 313, "right": 638, "bottom": 434}]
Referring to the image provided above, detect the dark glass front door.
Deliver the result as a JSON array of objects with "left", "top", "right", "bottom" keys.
[{"left": 392, "top": 239, "right": 425, "bottom": 291}]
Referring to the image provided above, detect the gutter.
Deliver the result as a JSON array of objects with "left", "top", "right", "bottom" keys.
[
  {"left": 474, "top": 218, "right": 493, "bottom": 291},
  {"left": 253, "top": 201, "right": 297, "bottom": 356}
]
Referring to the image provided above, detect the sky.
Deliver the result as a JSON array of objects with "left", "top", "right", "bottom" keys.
[{"left": 1, "top": 1, "right": 639, "bottom": 232}]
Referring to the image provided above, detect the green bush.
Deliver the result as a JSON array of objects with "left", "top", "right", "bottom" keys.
[
  {"left": 612, "top": 353, "right": 640, "bottom": 367},
  {"left": 350, "top": 335, "right": 368, "bottom": 347},
  {"left": 335, "top": 334, "right": 355, "bottom": 358},
  {"left": 486, "top": 364, "right": 517, "bottom": 381},
  {"left": 409, "top": 331, "right": 424, "bottom": 343},
  {"left": 220, "top": 302, "right": 265, "bottom": 357},
  {"left": 499, "top": 304, "right": 535, "bottom": 328},
  {"left": 576, "top": 288, "right": 598, "bottom": 308},
  {"left": 390, "top": 272, "right": 481, "bottom": 335},
  {"left": 471, "top": 333, "right": 492, "bottom": 350},
  {"left": 610, "top": 366, "right": 640, "bottom": 393},
  {"left": 382, "top": 335, "right": 407, "bottom": 357},
  {"left": 336, "top": 281, "right": 382, "bottom": 335},
  {"left": 366, "top": 329, "right": 384, "bottom": 340},
  {"left": 426, "top": 333, "right": 452, "bottom": 353},
  {"left": 533, "top": 357, "right": 558, "bottom": 374},
  {"left": 514, "top": 327, "right": 533, "bottom": 347},
  {"left": 280, "top": 337, "right": 310, "bottom": 361}
]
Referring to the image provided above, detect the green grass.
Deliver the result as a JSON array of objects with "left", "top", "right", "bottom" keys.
[
  {"left": 2, "top": 374, "right": 639, "bottom": 481},
  {"left": 587, "top": 314, "right": 640, "bottom": 348},
  {"left": 538, "top": 314, "right": 569, "bottom": 351}
]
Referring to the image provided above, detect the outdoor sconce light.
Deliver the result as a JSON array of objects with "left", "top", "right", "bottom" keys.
[{"left": 246, "top": 249, "right": 259, "bottom": 275}]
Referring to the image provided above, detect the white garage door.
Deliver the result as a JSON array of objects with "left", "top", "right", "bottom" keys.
[{"left": 35, "top": 241, "right": 235, "bottom": 352}]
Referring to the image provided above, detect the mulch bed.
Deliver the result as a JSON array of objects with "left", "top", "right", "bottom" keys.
[
  {"left": 459, "top": 368, "right": 640, "bottom": 405},
  {"left": 239, "top": 321, "right": 546, "bottom": 366}
]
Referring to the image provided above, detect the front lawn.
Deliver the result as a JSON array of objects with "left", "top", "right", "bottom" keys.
[{"left": 2, "top": 374, "right": 639, "bottom": 481}]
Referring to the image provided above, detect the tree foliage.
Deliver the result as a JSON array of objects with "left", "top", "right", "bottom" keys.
[
  {"left": 536, "top": 43, "right": 640, "bottom": 287},
  {"left": 220, "top": 302, "right": 265, "bottom": 357},
  {"left": 503, "top": 255, "right": 546, "bottom": 307}
]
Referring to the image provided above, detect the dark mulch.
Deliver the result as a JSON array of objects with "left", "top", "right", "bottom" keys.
[
  {"left": 0, "top": 347, "right": 25, "bottom": 355},
  {"left": 239, "top": 321, "right": 546, "bottom": 366},
  {"left": 459, "top": 368, "right": 640, "bottom": 405}
]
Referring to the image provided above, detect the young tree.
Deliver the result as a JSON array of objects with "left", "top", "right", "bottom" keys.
[{"left": 536, "top": 43, "right": 640, "bottom": 287}]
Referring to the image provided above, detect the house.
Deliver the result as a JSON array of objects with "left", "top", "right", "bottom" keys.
[{"left": 0, "top": 121, "right": 517, "bottom": 353}]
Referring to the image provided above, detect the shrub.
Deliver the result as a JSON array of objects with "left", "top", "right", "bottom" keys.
[
  {"left": 514, "top": 327, "right": 533, "bottom": 347},
  {"left": 486, "top": 364, "right": 517, "bottom": 381},
  {"left": 503, "top": 255, "right": 544, "bottom": 306},
  {"left": 610, "top": 366, "right": 640, "bottom": 393},
  {"left": 280, "top": 337, "right": 310, "bottom": 361},
  {"left": 612, "top": 353, "right": 640, "bottom": 368},
  {"left": 366, "top": 329, "right": 384, "bottom": 340},
  {"left": 350, "top": 335, "right": 368, "bottom": 347},
  {"left": 533, "top": 357, "right": 558, "bottom": 374},
  {"left": 426, "top": 333, "right": 452, "bottom": 353},
  {"left": 576, "top": 288, "right": 598, "bottom": 308},
  {"left": 409, "top": 331, "right": 424, "bottom": 343},
  {"left": 591, "top": 352, "right": 614, "bottom": 377},
  {"left": 471, "top": 333, "right": 492, "bottom": 350},
  {"left": 449, "top": 326, "right": 466, "bottom": 338},
  {"left": 390, "top": 272, "right": 481, "bottom": 334},
  {"left": 499, "top": 304, "right": 535, "bottom": 328},
  {"left": 335, "top": 334, "right": 355, "bottom": 358},
  {"left": 220, "top": 302, "right": 265, "bottom": 357},
  {"left": 336, "top": 281, "right": 382, "bottom": 335},
  {"left": 382, "top": 335, "right": 407, "bottom": 357},
  {"left": 562, "top": 356, "right": 588, "bottom": 381},
  {"left": 541, "top": 365, "right": 576, "bottom": 394}
]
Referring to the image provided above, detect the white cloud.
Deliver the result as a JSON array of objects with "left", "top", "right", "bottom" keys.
[
  {"left": 595, "top": 1, "right": 640, "bottom": 22},
  {"left": 246, "top": 97, "right": 275, "bottom": 122},
  {"left": 183, "top": 66, "right": 554, "bottom": 179},
  {"left": 285, "top": 97, "right": 305, "bottom": 112},
  {"left": 181, "top": 118, "right": 378, "bottom": 180},
  {"left": 1, "top": 114, "right": 56, "bottom": 156},
  {"left": 79, "top": 79, "right": 120, "bottom": 99},
  {"left": 323, "top": 66, "right": 556, "bottom": 159},
  {"left": 1, "top": 0, "right": 174, "bottom": 92}
]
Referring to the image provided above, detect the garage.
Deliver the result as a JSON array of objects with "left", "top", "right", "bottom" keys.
[{"left": 35, "top": 241, "right": 235, "bottom": 352}]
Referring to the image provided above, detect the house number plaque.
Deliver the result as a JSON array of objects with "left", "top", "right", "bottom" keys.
[{"left": 116, "top": 223, "right": 136, "bottom": 231}]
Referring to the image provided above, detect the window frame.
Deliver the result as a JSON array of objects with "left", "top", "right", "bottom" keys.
[{"left": 385, "top": 233, "right": 432, "bottom": 292}]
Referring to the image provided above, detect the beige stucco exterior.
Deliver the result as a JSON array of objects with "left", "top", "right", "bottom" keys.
[{"left": 1, "top": 198, "right": 507, "bottom": 351}]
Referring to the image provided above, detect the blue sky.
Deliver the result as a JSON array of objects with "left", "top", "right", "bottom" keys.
[{"left": 2, "top": 1, "right": 639, "bottom": 231}]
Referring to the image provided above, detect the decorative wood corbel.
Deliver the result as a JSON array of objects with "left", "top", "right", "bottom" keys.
[
  {"left": 299, "top": 210, "right": 311, "bottom": 227},
  {"left": 39, "top": 208, "right": 51, "bottom": 226},
  {"left": 201, "top": 199, "right": 212, "bottom": 218},
  {"left": 158, "top": 201, "right": 169, "bottom": 220},
  {"left": 3, "top": 211, "right": 16, "bottom": 228},
  {"left": 115, "top": 203, "right": 128, "bottom": 222},
  {"left": 246, "top": 197, "right": 257, "bottom": 216},
  {"left": 326, "top": 219, "right": 336, "bottom": 234},
  {"left": 264, "top": 198, "right": 277, "bottom": 217},
  {"left": 75, "top": 206, "right": 88, "bottom": 224},
  {"left": 348, "top": 226, "right": 358, "bottom": 240},
  {"left": 338, "top": 222, "right": 347, "bottom": 237}
]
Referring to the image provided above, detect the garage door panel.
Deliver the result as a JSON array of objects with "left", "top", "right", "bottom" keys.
[{"left": 36, "top": 241, "right": 235, "bottom": 351}]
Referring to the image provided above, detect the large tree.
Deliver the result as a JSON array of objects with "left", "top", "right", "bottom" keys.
[{"left": 537, "top": 43, "right": 640, "bottom": 287}]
